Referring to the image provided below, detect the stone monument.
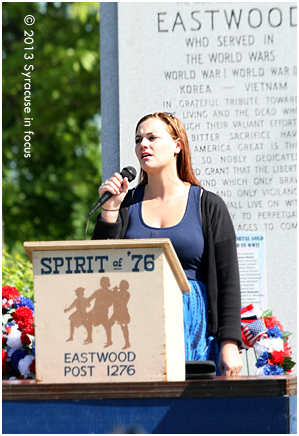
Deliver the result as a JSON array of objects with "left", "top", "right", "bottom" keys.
[{"left": 100, "top": 2, "right": 297, "bottom": 374}]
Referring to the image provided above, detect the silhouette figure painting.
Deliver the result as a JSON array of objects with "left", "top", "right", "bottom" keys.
[
  {"left": 84, "top": 276, "right": 114, "bottom": 346},
  {"left": 64, "top": 277, "right": 132, "bottom": 348},
  {"left": 109, "top": 280, "right": 131, "bottom": 350},
  {"left": 64, "top": 287, "right": 90, "bottom": 342}
]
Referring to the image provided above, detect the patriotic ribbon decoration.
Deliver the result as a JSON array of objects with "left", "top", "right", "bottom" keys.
[
  {"left": 241, "top": 303, "right": 263, "bottom": 323},
  {"left": 241, "top": 304, "right": 267, "bottom": 348}
]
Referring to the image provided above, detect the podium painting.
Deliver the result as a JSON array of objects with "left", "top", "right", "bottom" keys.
[
  {"left": 64, "top": 278, "right": 131, "bottom": 349},
  {"left": 25, "top": 240, "right": 189, "bottom": 383}
]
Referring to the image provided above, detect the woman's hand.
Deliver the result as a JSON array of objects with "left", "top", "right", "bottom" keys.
[
  {"left": 99, "top": 173, "right": 129, "bottom": 222},
  {"left": 218, "top": 340, "right": 243, "bottom": 376}
]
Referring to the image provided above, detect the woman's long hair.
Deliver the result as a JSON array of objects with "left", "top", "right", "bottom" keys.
[{"left": 135, "top": 112, "right": 201, "bottom": 187}]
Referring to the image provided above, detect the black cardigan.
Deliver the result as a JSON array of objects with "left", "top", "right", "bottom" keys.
[{"left": 92, "top": 188, "right": 242, "bottom": 346}]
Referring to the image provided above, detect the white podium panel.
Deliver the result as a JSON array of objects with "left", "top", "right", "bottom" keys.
[{"left": 24, "top": 239, "right": 190, "bottom": 383}]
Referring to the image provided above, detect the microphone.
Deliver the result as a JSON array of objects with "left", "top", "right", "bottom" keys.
[{"left": 88, "top": 166, "right": 137, "bottom": 216}]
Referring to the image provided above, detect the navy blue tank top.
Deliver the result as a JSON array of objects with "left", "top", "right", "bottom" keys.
[{"left": 124, "top": 184, "right": 205, "bottom": 281}]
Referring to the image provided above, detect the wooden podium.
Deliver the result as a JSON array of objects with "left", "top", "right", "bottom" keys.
[{"left": 24, "top": 239, "right": 190, "bottom": 384}]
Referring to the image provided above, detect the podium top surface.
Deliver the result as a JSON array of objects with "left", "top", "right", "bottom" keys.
[
  {"left": 3, "top": 375, "right": 297, "bottom": 400},
  {"left": 23, "top": 238, "right": 191, "bottom": 293}
]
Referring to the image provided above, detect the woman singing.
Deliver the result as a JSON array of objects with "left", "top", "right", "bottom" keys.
[{"left": 92, "top": 112, "right": 243, "bottom": 376}]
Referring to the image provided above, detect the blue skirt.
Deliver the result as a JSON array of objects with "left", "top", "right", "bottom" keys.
[{"left": 183, "top": 280, "right": 219, "bottom": 370}]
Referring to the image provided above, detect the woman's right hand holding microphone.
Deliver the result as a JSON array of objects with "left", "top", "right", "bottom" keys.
[{"left": 99, "top": 172, "right": 129, "bottom": 223}]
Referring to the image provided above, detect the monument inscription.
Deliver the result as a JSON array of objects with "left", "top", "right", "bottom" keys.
[{"left": 153, "top": 4, "right": 297, "bottom": 238}]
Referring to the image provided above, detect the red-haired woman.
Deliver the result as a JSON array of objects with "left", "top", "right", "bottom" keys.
[{"left": 92, "top": 112, "right": 243, "bottom": 376}]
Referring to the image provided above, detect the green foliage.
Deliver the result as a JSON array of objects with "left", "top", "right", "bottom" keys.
[
  {"left": 281, "top": 331, "right": 293, "bottom": 342},
  {"left": 262, "top": 310, "right": 273, "bottom": 318},
  {"left": 3, "top": 2, "right": 102, "bottom": 255},
  {"left": 282, "top": 356, "right": 296, "bottom": 371},
  {"left": 2, "top": 250, "right": 34, "bottom": 300}
]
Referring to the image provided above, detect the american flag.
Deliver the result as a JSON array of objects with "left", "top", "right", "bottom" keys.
[{"left": 241, "top": 319, "right": 267, "bottom": 348}]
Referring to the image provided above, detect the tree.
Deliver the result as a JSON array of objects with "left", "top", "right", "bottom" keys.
[{"left": 3, "top": 2, "right": 102, "bottom": 256}]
